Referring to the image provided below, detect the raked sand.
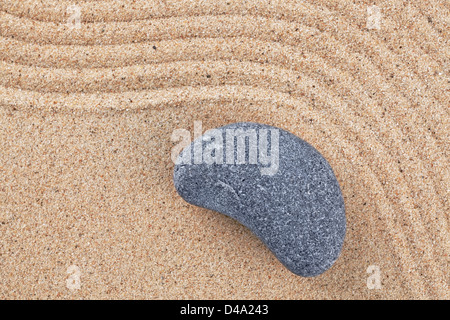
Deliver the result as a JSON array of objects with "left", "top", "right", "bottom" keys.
[{"left": 0, "top": 0, "right": 448, "bottom": 299}]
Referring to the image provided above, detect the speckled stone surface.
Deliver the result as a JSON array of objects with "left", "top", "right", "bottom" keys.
[{"left": 174, "top": 122, "right": 346, "bottom": 277}]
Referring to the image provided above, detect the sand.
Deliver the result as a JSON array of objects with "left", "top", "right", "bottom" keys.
[{"left": 0, "top": 0, "right": 448, "bottom": 299}]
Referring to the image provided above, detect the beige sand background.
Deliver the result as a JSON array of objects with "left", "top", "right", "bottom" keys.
[{"left": 0, "top": 0, "right": 448, "bottom": 299}]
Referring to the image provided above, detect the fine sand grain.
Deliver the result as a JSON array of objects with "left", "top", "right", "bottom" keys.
[{"left": 0, "top": 0, "right": 448, "bottom": 299}]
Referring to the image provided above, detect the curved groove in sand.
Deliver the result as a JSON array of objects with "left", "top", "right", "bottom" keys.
[
  {"left": 1, "top": 9, "right": 447, "bottom": 75},
  {"left": 1, "top": 13, "right": 447, "bottom": 125},
  {"left": 2, "top": 0, "right": 446, "bottom": 95},
  {"left": 1, "top": 0, "right": 446, "bottom": 86},
  {"left": 1, "top": 35, "right": 447, "bottom": 167},
  {"left": 0, "top": 0, "right": 446, "bottom": 43},
  {"left": 0, "top": 6, "right": 447, "bottom": 88},
  {"left": 1, "top": 34, "right": 446, "bottom": 138}
]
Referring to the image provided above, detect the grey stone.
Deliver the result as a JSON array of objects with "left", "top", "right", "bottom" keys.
[{"left": 173, "top": 122, "right": 346, "bottom": 277}]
